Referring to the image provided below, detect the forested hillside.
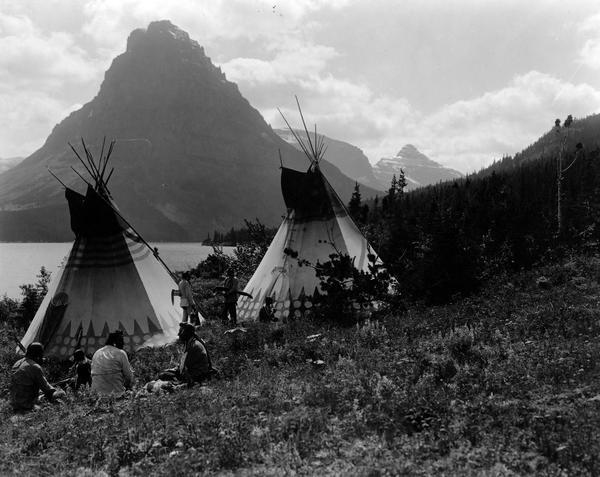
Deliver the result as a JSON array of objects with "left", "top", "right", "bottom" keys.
[{"left": 350, "top": 116, "right": 600, "bottom": 303}]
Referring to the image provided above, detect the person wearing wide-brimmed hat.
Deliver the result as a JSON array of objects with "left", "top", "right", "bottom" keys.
[{"left": 158, "top": 323, "right": 213, "bottom": 386}]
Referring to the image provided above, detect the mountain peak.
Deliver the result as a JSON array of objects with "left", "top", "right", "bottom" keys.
[
  {"left": 397, "top": 144, "right": 419, "bottom": 156},
  {"left": 127, "top": 20, "right": 201, "bottom": 55},
  {"left": 0, "top": 20, "right": 374, "bottom": 241},
  {"left": 123, "top": 20, "right": 215, "bottom": 74},
  {"left": 374, "top": 145, "right": 463, "bottom": 190}
]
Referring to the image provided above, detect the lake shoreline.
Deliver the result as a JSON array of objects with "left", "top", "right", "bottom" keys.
[{"left": 0, "top": 243, "right": 233, "bottom": 299}]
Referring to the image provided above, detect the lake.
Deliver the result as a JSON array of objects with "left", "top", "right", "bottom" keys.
[{"left": 0, "top": 242, "right": 233, "bottom": 299}]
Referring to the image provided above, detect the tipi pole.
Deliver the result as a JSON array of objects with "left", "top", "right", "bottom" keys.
[
  {"left": 95, "top": 193, "right": 179, "bottom": 282},
  {"left": 47, "top": 168, "right": 68, "bottom": 189},
  {"left": 70, "top": 166, "right": 94, "bottom": 189},
  {"left": 81, "top": 139, "right": 101, "bottom": 181},
  {"left": 69, "top": 143, "right": 97, "bottom": 183},
  {"left": 69, "top": 139, "right": 179, "bottom": 282},
  {"left": 104, "top": 168, "right": 115, "bottom": 186}
]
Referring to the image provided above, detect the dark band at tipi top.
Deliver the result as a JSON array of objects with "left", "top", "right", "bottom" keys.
[
  {"left": 20, "top": 139, "right": 190, "bottom": 358},
  {"left": 237, "top": 99, "right": 380, "bottom": 322}
]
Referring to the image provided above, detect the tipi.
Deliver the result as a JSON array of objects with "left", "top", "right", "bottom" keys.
[
  {"left": 237, "top": 103, "right": 379, "bottom": 322},
  {"left": 20, "top": 140, "right": 189, "bottom": 358}
]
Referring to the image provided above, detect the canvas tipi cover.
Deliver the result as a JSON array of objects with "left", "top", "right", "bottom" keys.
[
  {"left": 20, "top": 142, "right": 185, "bottom": 358},
  {"left": 237, "top": 161, "right": 376, "bottom": 322}
]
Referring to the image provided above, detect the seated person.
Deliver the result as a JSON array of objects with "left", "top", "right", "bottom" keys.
[
  {"left": 91, "top": 330, "right": 134, "bottom": 395},
  {"left": 159, "top": 323, "right": 213, "bottom": 386},
  {"left": 71, "top": 348, "right": 92, "bottom": 389},
  {"left": 258, "top": 297, "right": 278, "bottom": 323},
  {"left": 10, "top": 342, "right": 66, "bottom": 412}
]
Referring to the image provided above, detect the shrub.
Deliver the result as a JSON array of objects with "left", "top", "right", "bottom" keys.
[
  {"left": 282, "top": 248, "right": 398, "bottom": 325},
  {"left": 18, "top": 266, "right": 51, "bottom": 325}
]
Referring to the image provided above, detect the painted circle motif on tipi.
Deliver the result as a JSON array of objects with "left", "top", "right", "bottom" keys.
[
  {"left": 51, "top": 292, "right": 69, "bottom": 307},
  {"left": 63, "top": 337, "right": 71, "bottom": 345}
]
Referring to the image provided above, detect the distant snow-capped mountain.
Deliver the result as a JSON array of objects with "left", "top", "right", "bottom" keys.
[{"left": 373, "top": 145, "right": 463, "bottom": 190}]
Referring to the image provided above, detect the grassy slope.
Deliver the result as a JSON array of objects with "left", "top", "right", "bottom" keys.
[{"left": 2, "top": 253, "right": 600, "bottom": 476}]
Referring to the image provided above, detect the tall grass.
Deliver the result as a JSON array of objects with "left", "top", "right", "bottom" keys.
[{"left": 1, "top": 253, "right": 600, "bottom": 475}]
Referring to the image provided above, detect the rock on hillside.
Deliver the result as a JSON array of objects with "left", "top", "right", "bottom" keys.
[
  {"left": 0, "top": 20, "right": 377, "bottom": 241},
  {"left": 373, "top": 145, "right": 463, "bottom": 190}
]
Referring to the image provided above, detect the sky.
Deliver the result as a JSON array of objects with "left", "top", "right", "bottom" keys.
[{"left": 1, "top": 0, "right": 600, "bottom": 174}]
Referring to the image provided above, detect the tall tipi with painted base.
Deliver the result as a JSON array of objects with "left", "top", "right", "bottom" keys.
[
  {"left": 237, "top": 103, "right": 379, "bottom": 322},
  {"left": 20, "top": 140, "right": 191, "bottom": 358}
]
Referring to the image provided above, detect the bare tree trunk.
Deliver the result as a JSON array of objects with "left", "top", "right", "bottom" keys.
[{"left": 557, "top": 148, "right": 562, "bottom": 237}]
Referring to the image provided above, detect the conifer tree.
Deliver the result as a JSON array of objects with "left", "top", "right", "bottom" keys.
[{"left": 348, "top": 182, "right": 363, "bottom": 222}]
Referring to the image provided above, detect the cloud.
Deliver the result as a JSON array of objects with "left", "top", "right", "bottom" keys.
[
  {"left": 0, "top": 10, "right": 103, "bottom": 157},
  {"left": 1, "top": 0, "right": 599, "bottom": 177},
  {"left": 222, "top": 38, "right": 417, "bottom": 156},
  {"left": 578, "top": 12, "right": 600, "bottom": 70},
  {"left": 0, "top": 90, "right": 78, "bottom": 157},
  {"left": 579, "top": 38, "right": 600, "bottom": 70},
  {"left": 79, "top": 0, "right": 348, "bottom": 51},
  {"left": 223, "top": 41, "right": 339, "bottom": 86},
  {"left": 226, "top": 37, "right": 600, "bottom": 175},
  {"left": 404, "top": 71, "right": 600, "bottom": 173},
  {"left": 0, "top": 13, "right": 100, "bottom": 89},
  {"left": 0, "top": 0, "right": 352, "bottom": 158}
]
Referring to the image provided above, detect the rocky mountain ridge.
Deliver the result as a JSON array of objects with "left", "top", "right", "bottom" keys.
[{"left": 0, "top": 20, "right": 376, "bottom": 241}]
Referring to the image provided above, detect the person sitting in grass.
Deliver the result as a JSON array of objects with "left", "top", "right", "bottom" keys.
[
  {"left": 158, "top": 323, "right": 214, "bottom": 386},
  {"left": 70, "top": 348, "right": 92, "bottom": 389},
  {"left": 258, "top": 296, "right": 278, "bottom": 323},
  {"left": 10, "top": 342, "right": 66, "bottom": 412},
  {"left": 91, "top": 330, "right": 134, "bottom": 396}
]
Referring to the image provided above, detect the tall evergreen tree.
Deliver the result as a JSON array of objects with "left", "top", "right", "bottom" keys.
[{"left": 348, "top": 182, "right": 363, "bottom": 222}]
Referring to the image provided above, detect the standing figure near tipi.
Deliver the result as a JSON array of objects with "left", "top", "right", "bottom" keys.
[
  {"left": 177, "top": 271, "right": 198, "bottom": 324},
  {"left": 219, "top": 269, "right": 239, "bottom": 327}
]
